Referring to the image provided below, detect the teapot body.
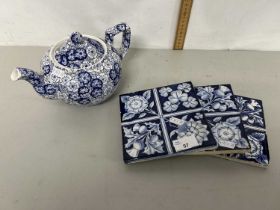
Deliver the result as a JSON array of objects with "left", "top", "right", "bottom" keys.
[
  {"left": 40, "top": 43, "right": 123, "bottom": 105},
  {"left": 16, "top": 23, "right": 131, "bottom": 106}
]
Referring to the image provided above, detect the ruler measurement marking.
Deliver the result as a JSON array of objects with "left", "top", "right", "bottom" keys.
[{"left": 173, "top": 0, "right": 193, "bottom": 50}]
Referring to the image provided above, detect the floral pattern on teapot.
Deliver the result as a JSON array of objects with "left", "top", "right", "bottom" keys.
[
  {"left": 11, "top": 23, "right": 131, "bottom": 106},
  {"left": 54, "top": 32, "right": 106, "bottom": 69}
]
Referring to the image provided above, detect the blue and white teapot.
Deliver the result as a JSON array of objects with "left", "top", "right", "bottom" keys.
[{"left": 11, "top": 23, "right": 131, "bottom": 105}]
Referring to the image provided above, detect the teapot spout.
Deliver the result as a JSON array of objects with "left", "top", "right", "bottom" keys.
[
  {"left": 11, "top": 67, "right": 41, "bottom": 81},
  {"left": 11, "top": 67, "right": 58, "bottom": 97}
]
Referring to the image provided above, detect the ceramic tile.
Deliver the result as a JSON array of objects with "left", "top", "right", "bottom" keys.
[
  {"left": 220, "top": 96, "right": 270, "bottom": 167},
  {"left": 119, "top": 81, "right": 217, "bottom": 164},
  {"left": 222, "top": 127, "right": 270, "bottom": 167},
  {"left": 120, "top": 89, "right": 159, "bottom": 122},
  {"left": 235, "top": 95, "right": 266, "bottom": 129},
  {"left": 122, "top": 118, "right": 169, "bottom": 162},
  {"left": 196, "top": 84, "right": 238, "bottom": 114},
  {"left": 156, "top": 83, "right": 201, "bottom": 115},
  {"left": 206, "top": 115, "right": 249, "bottom": 151},
  {"left": 165, "top": 112, "right": 217, "bottom": 152},
  {"left": 194, "top": 84, "right": 250, "bottom": 154}
]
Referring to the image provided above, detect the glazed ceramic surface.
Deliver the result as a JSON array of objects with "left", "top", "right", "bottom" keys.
[
  {"left": 224, "top": 96, "right": 270, "bottom": 167},
  {"left": 119, "top": 81, "right": 217, "bottom": 164},
  {"left": 195, "top": 84, "right": 250, "bottom": 153},
  {"left": 11, "top": 23, "right": 131, "bottom": 105}
]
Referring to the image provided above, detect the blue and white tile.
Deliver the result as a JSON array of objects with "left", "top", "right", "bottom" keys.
[
  {"left": 157, "top": 82, "right": 200, "bottom": 115},
  {"left": 165, "top": 112, "right": 217, "bottom": 153},
  {"left": 119, "top": 89, "right": 158, "bottom": 122},
  {"left": 234, "top": 95, "right": 266, "bottom": 129},
  {"left": 220, "top": 96, "right": 269, "bottom": 167},
  {"left": 195, "top": 84, "right": 238, "bottom": 114},
  {"left": 223, "top": 127, "right": 270, "bottom": 167},
  {"left": 119, "top": 81, "right": 218, "bottom": 163},
  {"left": 122, "top": 119, "right": 168, "bottom": 163},
  {"left": 194, "top": 84, "right": 249, "bottom": 154},
  {"left": 206, "top": 115, "right": 249, "bottom": 151}
]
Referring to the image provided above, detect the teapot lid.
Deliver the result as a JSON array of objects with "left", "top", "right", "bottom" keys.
[{"left": 50, "top": 32, "right": 107, "bottom": 70}]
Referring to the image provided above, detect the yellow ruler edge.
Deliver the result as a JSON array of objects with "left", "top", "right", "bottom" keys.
[{"left": 173, "top": 0, "right": 193, "bottom": 50}]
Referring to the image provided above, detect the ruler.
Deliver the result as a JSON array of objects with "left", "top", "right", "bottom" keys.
[{"left": 173, "top": 0, "right": 193, "bottom": 50}]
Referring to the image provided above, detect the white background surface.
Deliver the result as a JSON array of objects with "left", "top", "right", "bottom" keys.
[{"left": 1, "top": 0, "right": 280, "bottom": 50}]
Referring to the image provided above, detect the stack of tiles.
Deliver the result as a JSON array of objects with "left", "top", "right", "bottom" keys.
[
  {"left": 119, "top": 82, "right": 217, "bottom": 164},
  {"left": 119, "top": 82, "right": 270, "bottom": 167},
  {"left": 219, "top": 96, "right": 270, "bottom": 167}
]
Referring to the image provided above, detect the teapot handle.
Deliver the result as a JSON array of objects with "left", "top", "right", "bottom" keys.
[{"left": 105, "top": 23, "right": 131, "bottom": 59}]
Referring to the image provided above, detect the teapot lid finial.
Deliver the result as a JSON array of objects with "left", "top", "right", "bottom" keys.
[
  {"left": 70, "top": 32, "right": 84, "bottom": 44},
  {"left": 53, "top": 32, "right": 107, "bottom": 70}
]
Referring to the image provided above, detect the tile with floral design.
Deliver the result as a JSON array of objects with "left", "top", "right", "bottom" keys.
[
  {"left": 219, "top": 96, "right": 270, "bottom": 167},
  {"left": 196, "top": 84, "right": 238, "bottom": 114},
  {"left": 120, "top": 82, "right": 218, "bottom": 164},
  {"left": 234, "top": 95, "right": 266, "bottom": 129},
  {"left": 194, "top": 85, "right": 250, "bottom": 154},
  {"left": 205, "top": 115, "right": 249, "bottom": 153}
]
